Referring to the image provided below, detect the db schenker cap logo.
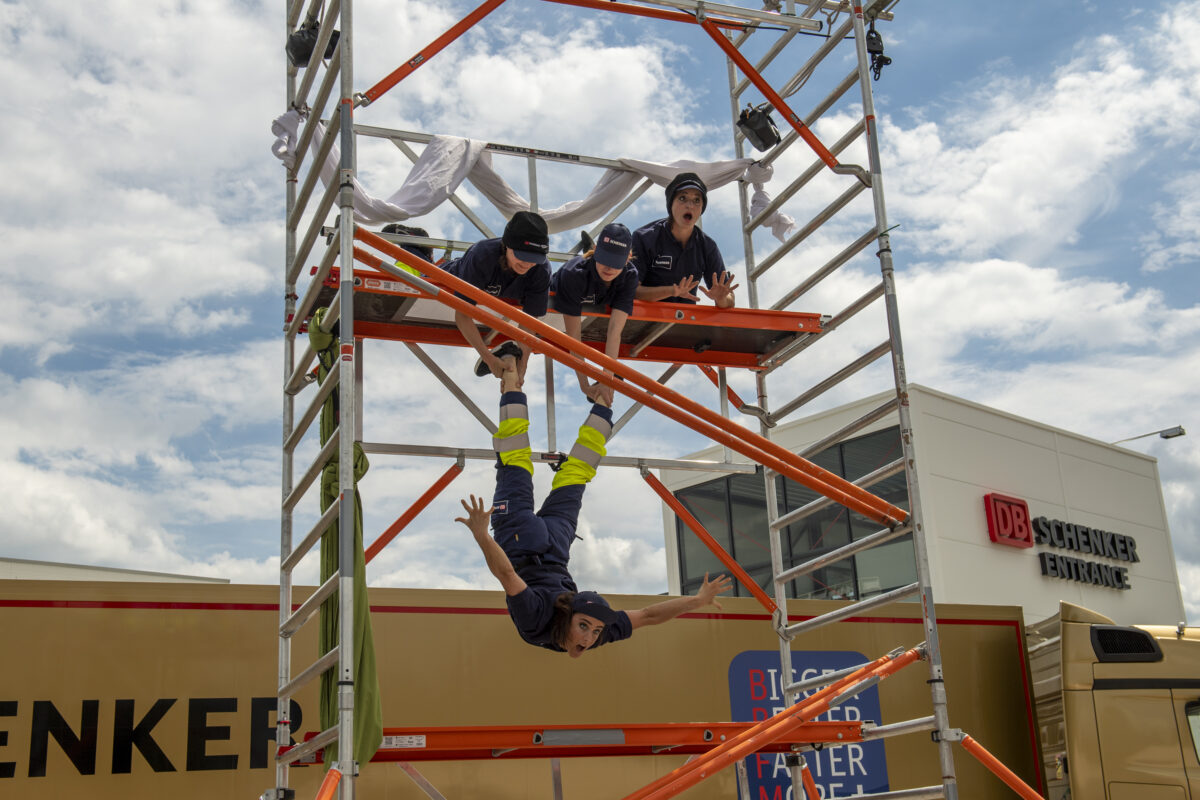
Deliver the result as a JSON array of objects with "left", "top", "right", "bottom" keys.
[{"left": 983, "top": 493, "right": 1032, "bottom": 548}]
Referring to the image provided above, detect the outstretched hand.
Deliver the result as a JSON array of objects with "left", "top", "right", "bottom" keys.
[
  {"left": 696, "top": 572, "right": 734, "bottom": 611},
  {"left": 455, "top": 494, "right": 494, "bottom": 539},
  {"left": 672, "top": 275, "right": 701, "bottom": 300},
  {"left": 699, "top": 271, "right": 738, "bottom": 307}
]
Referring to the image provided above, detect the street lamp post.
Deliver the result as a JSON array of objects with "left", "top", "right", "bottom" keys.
[{"left": 1111, "top": 425, "right": 1187, "bottom": 445}]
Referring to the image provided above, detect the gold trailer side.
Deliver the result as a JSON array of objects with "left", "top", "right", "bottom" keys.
[{"left": 0, "top": 579, "right": 1040, "bottom": 798}]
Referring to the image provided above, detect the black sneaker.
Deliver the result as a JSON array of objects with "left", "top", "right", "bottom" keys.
[{"left": 474, "top": 340, "right": 523, "bottom": 377}]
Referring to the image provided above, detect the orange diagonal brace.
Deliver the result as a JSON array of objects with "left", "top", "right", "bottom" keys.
[
  {"left": 365, "top": 463, "right": 463, "bottom": 563},
  {"left": 314, "top": 767, "right": 342, "bottom": 800},
  {"left": 800, "top": 760, "right": 821, "bottom": 800},
  {"left": 352, "top": 230, "right": 907, "bottom": 527},
  {"left": 350, "top": 250, "right": 896, "bottom": 530},
  {"left": 699, "top": 18, "right": 839, "bottom": 170},
  {"left": 625, "top": 647, "right": 923, "bottom": 800},
  {"left": 362, "top": 0, "right": 507, "bottom": 105},
  {"left": 696, "top": 364, "right": 747, "bottom": 409},
  {"left": 961, "top": 735, "right": 1045, "bottom": 800},
  {"left": 642, "top": 471, "right": 776, "bottom": 614},
  {"left": 351, "top": 232, "right": 904, "bottom": 526}
]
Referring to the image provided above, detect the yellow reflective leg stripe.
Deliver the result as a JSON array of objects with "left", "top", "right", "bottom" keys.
[
  {"left": 551, "top": 418, "right": 609, "bottom": 490},
  {"left": 494, "top": 417, "right": 532, "bottom": 475},
  {"left": 551, "top": 457, "right": 595, "bottom": 490}
]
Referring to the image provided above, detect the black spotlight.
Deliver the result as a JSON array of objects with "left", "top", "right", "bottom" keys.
[
  {"left": 736, "top": 103, "right": 782, "bottom": 152},
  {"left": 287, "top": 16, "right": 340, "bottom": 68}
]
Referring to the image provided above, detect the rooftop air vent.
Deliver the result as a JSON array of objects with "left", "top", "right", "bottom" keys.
[{"left": 1090, "top": 624, "right": 1163, "bottom": 663}]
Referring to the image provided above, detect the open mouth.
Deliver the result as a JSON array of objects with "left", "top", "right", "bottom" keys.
[{"left": 682, "top": 212, "right": 694, "bottom": 223}]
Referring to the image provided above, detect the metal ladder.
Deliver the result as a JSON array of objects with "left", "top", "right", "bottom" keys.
[
  {"left": 270, "top": 0, "right": 363, "bottom": 797},
  {"left": 723, "top": 2, "right": 959, "bottom": 798}
]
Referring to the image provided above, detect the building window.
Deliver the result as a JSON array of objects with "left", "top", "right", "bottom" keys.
[
  {"left": 1187, "top": 701, "right": 1200, "bottom": 763},
  {"left": 675, "top": 426, "right": 915, "bottom": 602}
]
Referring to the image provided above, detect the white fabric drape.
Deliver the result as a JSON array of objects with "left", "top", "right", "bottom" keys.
[{"left": 271, "top": 110, "right": 796, "bottom": 241}]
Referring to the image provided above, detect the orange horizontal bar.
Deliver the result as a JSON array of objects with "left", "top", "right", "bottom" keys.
[
  {"left": 542, "top": 0, "right": 750, "bottom": 31},
  {"left": 643, "top": 472, "right": 777, "bottom": 614},
  {"left": 321, "top": 263, "right": 824, "bottom": 334},
  {"left": 961, "top": 735, "right": 1044, "bottom": 800},
  {"left": 286, "top": 721, "right": 862, "bottom": 764},
  {"left": 353, "top": 229, "right": 906, "bottom": 527},
  {"left": 352, "top": 320, "right": 765, "bottom": 370}
]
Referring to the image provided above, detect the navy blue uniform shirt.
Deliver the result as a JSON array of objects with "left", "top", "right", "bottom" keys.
[
  {"left": 443, "top": 237, "right": 550, "bottom": 317},
  {"left": 550, "top": 255, "right": 640, "bottom": 317},
  {"left": 506, "top": 565, "right": 634, "bottom": 652},
  {"left": 631, "top": 218, "right": 726, "bottom": 304}
]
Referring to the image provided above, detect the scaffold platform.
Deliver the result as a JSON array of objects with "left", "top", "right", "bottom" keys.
[{"left": 309, "top": 264, "right": 824, "bottom": 369}]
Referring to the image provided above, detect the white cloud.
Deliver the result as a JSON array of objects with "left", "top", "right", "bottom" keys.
[
  {"left": 1141, "top": 174, "right": 1200, "bottom": 274},
  {"left": 1, "top": 0, "right": 1197, "bottom": 631},
  {"left": 877, "top": 18, "right": 1200, "bottom": 264},
  {"left": 0, "top": 0, "right": 280, "bottom": 354}
]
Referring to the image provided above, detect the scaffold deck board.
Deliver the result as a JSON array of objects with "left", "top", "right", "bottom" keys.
[{"left": 308, "top": 267, "right": 824, "bottom": 369}]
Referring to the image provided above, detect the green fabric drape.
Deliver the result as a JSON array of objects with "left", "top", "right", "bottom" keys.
[{"left": 309, "top": 308, "right": 383, "bottom": 767}]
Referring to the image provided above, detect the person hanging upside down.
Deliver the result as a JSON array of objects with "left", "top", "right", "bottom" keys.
[
  {"left": 456, "top": 353, "right": 733, "bottom": 656},
  {"left": 632, "top": 172, "right": 738, "bottom": 307},
  {"left": 550, "top": 222, "right": 640, "bottom": 406}
]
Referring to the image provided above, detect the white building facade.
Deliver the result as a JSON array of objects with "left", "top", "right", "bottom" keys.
[{"left": 659, "top": 385, "right": 1185, "bottom": 626}]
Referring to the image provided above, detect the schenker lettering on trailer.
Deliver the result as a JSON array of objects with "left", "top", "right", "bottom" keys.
[{"left": 0, "top": 697, "right": 302, "bottom": 778}]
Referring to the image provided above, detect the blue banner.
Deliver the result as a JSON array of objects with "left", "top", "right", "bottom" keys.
[{"left": 728, "top": 651, "right": 890, "bottom": 799}]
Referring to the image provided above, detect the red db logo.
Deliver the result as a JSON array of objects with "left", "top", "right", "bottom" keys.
[{"left": 983, "top": 493, "right": 1032, "bottom": 548}]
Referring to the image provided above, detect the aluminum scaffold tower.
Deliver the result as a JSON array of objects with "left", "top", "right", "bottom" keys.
[{"left": 268, "top": 1, "right": 1046, "bottom": 798}]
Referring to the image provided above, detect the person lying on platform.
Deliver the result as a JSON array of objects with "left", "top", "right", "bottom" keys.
[
  {"left": 632, "top": 172, "right": 738, "bottom": 307},
  {"left": 381, "top": 222, "right": 434, "bottom": 276},
  {"left": 443, "top": 210, "right": 551, "bottom": 384},
  {"left": 550, "top": 222, "right": 640, "bottom": 406},
  {"left": 456, "top": 355, "right": 733, "bottom": 657}
]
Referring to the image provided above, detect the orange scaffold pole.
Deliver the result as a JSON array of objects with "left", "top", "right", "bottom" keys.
[
  {"left": 642, "top": 471, "right": 777, "bottom": 613},
  {"left": 623, "top": 647, "right": 923, "bottom": 800},
  {"left": 542, "top": 0, "right": 750, "bottom": 31},
  {"left": 364, "top": 462, "right": 463, "bottom": 563},
  {"left": 313, "top": 767, "right": 342, "bottom": 800},
  {"left": 352, "top": 228, "right": 908, "bottom": 529},
  {"left": 361, "top": 0, "right": 508, "bottom": 105},
  {"left": 361, "top": 0, "right": 753, "bottom": 107},
  {"left": 799, "top": 759, "right": 821, "bottom": 800},
  {"left": 696, "top": 363, "right": 748, "bottom": 410},
  {"left": 961, "top": 735, "right": 1046, "bottom": 800},
  {"left": 698, "top": 18, "right": 853, "bottom": 177}
]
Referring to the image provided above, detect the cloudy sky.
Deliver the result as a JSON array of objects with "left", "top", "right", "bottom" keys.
[{"left": 1, "top": 1, "right": 1196, "bottom": 620}]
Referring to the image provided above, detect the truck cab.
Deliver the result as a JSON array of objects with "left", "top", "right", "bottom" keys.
[{"left": 1028, "top": 602, "right": 1200, "bottom": 799}]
